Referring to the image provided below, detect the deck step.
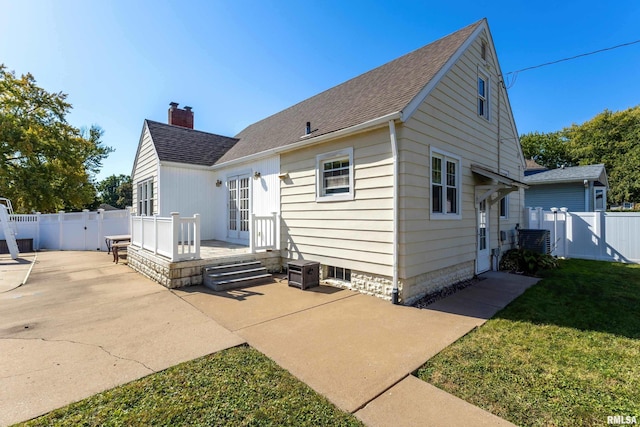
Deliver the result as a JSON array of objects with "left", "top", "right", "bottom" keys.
[
  {"left": 204, "top": 261, "right": 262, "bottom": 274},
  {"left": 203, "top": 260, "right": 272, "bottom": 291}
]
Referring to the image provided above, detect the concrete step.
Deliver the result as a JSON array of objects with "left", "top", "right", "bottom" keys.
[
  {"left": 204, "top": 261, "right": 262, "bottom": 274},
  {"left": 203, "top": 260, "right": 273, "bottom": 291},
  {"left": 207, "top": 267, "right": 267, "bottom": 280},
  {"left": 205, "top": 273, "right": 273, "bottom": 291}
]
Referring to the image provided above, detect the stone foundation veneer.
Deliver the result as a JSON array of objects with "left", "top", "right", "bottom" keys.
[
  {"left": 127, "top": 246, "right": 282, "bottom": 289},
  {"left": 400, "top": 261, "right": 475, "bottom": 305},
  {"left": 320, "top": 261, "right": 475, "bottom": 305}
]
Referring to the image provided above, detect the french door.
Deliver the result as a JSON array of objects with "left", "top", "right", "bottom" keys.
[{"left": 227, "top": 175, "right": 250, "bottom": 241}]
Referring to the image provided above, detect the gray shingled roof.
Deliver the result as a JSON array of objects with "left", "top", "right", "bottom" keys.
[
  {"left": 523, "top": 164, "right": 608, "bottom": 186},
  {"left": 146, "top": 120, "right": 238, "bottom": 166},
  {"left": 215, "top": 20, "right": 483, "bottom": 164}
]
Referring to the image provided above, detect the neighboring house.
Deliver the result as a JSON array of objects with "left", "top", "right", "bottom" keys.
[
  {"left": 131, "top": 18, "right": 528, "bottom": 304},
  {"left": 523, "top": 163, "right": 609, "bottom": 212}
]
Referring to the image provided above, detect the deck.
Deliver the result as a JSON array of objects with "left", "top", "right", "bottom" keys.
[
  {"left": 199, "top": 239, "right": 250, "bottom": 259},
  {"left": 127, "top": 239, "right": 282, "bottom": 289}
]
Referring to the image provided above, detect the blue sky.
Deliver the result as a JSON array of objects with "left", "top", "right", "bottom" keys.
[{"left": 1, "top": 0, "right": 639, "bottom": 181}]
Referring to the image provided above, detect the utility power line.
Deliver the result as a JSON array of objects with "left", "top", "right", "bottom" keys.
[{"left": 504, "top": 38, "right": 640, "bottom": 89}]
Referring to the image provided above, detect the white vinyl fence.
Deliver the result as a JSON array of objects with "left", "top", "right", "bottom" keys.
[
  {"left": 7, "top": 209, "right": 130, "bottom": 251},
  {"left": 526, "top": 207, "right": 640, "bottom": 263}
]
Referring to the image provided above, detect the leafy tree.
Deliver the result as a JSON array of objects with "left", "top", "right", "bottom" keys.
[
  {"left": 521, "top": 106, "right": 640, "bottom": 206},
  {"left": 564, "top": 107, "right": 640, "bottom": 205},
  {"left": 520, "top": 131, "right": 575, "bottom": 169},
  {"left": 0, "top": 65, "right": 112, "bottom": 213},
  {"left": 97, "top": 174, "right": 132, "bottom": 209}
]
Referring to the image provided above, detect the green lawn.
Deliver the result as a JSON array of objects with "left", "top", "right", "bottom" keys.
[
  {"left": 20, "top": 346, "right": 362, "bottom": 427},
  {"left": 416, "top": 259, "right": 640, "bottom": 427}
]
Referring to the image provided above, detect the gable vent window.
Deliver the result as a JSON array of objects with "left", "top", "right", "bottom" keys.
[
  {"left": 328, "top": 266, "right": 351, "bottom": 282},
  {"left": 477, "top": 71, "right": 490, "bottom": 120},
  {"left": 137, "top": 179, "right": 154, "bottom": 216},
  {"left": 481, "top": 41, "right": 487, "bottom": 61}
]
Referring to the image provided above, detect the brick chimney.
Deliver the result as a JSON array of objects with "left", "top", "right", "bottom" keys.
[{"left": 168, "top": 102, "right": 194, "bottom": 129}]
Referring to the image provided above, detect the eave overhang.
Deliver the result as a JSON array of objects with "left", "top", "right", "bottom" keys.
[{"left": 472, "top": 164, "right": 529, "bottom": 205}]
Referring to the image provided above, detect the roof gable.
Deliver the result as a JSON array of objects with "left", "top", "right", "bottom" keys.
[
  {"left": 216, "top": 19, "right": 484, "bottom": 165},
  {"left": 145, "top": 120, "right": 238, "bottom": 166}
]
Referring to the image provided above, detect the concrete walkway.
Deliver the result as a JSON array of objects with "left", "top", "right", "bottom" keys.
[
  {"left": 0, "top": 252, "right": 36, "bottom": 293},
  {"left": 0, "top": 251, "right": 244, "bottom": 426},
  {"left": 1, "top": 251, "right": 539, "bottom": 426},
  {"left": 176, "top": 271, "right": 539, "bottom": 426}
]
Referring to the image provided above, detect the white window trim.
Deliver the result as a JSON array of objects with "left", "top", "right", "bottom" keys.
[
  {"left": 594, "top": 187, "right": 606, "bottom": 211},
  {"left": 137, "top": 178, "right": 154, "bottom": 216},
  {"left": 316, "top": 147, "right": 354, "bottom": 202},
  {"left": 430, "top": 147, "right": 462, "bottom": 220},
  {"left": 477, "top": 68, "right": 490, "bottom": 121}
]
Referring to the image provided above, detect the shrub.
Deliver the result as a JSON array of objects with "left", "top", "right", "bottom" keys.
[{"left": 499, "top": 249, "right": 559, "bottom": 276}]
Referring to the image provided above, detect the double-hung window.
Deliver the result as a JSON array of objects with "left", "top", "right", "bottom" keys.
[
  {"left": 316, "top": 147, "right": 354, "bottom": 201},
  {"left": 431, "top": 149, "right": 461, "bottom": 219},
  {"left": 137, "top": 179, "right": 154, "bottom": 216},
  {"left": 477, "top": 70, "right": 490, "bottom": 120}
]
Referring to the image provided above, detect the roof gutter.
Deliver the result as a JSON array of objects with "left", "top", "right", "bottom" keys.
[
  {"left": 159, "top": 161, "right": 213, "bottom": 171},
  {"left": 388, "top": 119, "right": 400, "bottom": 304},
  {"left": 211, "top": 111, "right": 403, "bottom": 170}
]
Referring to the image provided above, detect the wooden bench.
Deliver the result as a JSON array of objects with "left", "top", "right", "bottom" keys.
[{"left": 112, "top": 242, "right": 129, "bottom": 264}]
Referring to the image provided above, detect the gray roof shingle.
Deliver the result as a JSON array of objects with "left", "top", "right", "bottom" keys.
[
  {"left": 216, "top": 19, "right": 483, "bottom": 164},
  {"left": 146, "top": 120, "right": 238, "bottom": 166},
  {"left": 523, "top": 164, "right": 608, "bottom": 185}
]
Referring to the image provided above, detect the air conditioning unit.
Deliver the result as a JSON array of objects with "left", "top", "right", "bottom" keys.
[{"left": 518, "top": 229, "right": 550, "bottom": 254}]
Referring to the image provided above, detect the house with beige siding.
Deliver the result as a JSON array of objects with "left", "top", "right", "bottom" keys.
[{"left": 131, "top": 18, "right": 527, "bottom": 304}]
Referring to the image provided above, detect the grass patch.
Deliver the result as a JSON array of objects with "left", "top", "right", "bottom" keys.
[
  {"left": 416, "top": 259, "right": 640, "bottom": 427},
  {"left": 19, "top": 345, "right": 362, "bottom": 427}
]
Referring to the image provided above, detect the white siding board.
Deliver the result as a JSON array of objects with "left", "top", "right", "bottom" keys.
[
  {"left": 283, "top": 198, "right": 394, "bottom": 211},
  {"left": 283, "top": 219, "right": 393, "bottom": 232},
  {"left": 282, "top": 209, "right": 392, "bottom": 221},
  {"left": 291, "top": 235, "right": 393, "bottom": 255},
  {"left": 280, "top": 127, "right": 394, "bottom": 277},
  {"left": 398, "top": 33, "right": 524, "bottom": 280},
  {"left": 160, "top": 165, "right": 216, "bottom": 239},
  {"left": 291, "top": 227, "right": 391, "bottom": 243},
  {"left": 131, "top": 127, "right": 159, "bottom": 215},
  {"left": 283, "top": 242, "right": 392, "bottom": 268}
]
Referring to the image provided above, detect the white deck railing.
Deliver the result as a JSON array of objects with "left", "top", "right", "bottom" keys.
[
  {"left": 250, "top": 212, "right": 280, "bottom": 252},
  {"left": 131, "top": 212, "right": 200, "bottom": 261}
]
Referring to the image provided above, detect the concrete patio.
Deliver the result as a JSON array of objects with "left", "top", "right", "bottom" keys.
[{"left": 0, "top": 250, "right": 539, "bottom": 426}]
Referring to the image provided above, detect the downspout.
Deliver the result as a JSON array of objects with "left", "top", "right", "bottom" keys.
[
  {"left": 496, "top": 76, "right": 502, "bottom": 264},
  {"left": 388, "top": 120, "right": 399, "bottom": 304}
]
